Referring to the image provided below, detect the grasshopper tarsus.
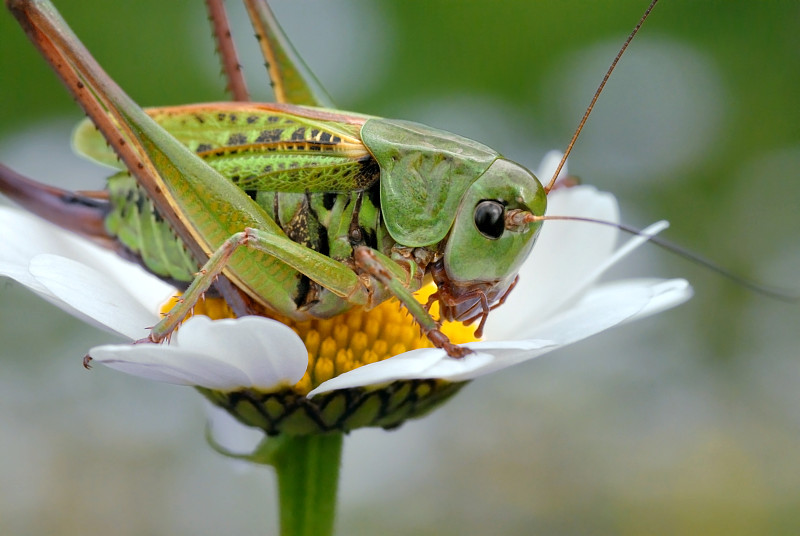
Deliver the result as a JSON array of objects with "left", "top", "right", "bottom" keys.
[
  {"left": 142, "top": 334, "right": 158, "bottom": 344},
  {"left": 82, "top": 354, "right": 92, "bottom": 369},
  {"left": 428, "top": 330, "right": 472, "bottom": 359}
]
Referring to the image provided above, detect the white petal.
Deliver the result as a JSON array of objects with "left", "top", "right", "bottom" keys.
[
  {"left": 312, "top": 277, "right": 689, "bottom": 395},
  {"left": 174, "top": 316, "right": 308, "bottom": 389},
  {"left": 0, "top": 207, "right": 96, "bottom": 266},
  {"left": 313, "top": 283, "right": 651, "bottom": 395},
  {"left": 0, "top": 206, "right": 175, "bottom": 322},
  {"left": 0, "top": 259, "right": 58, "bottom": 300},
  {"left": 29, "top": 255, "right": 158, "bottom": 340},
  {"left": 90, "top": 316, "right": 308, "bottom": 391},
  {"left": 523, "top": 277, "right": 687, "bottom": 344},
  {"left": 437, "top": 279, "right": 689, "bottom": 381},
  {"left": 454, "top": 280, "right": 688, "bottom": 380},
  {"left": 530, "top": 220, "right": 671, "bottom": 326},
  {"left": 617, "top": 278, "right": 693, "bottom": 323},
  {"left": 90, "top": 343, "right": 252, "bottom": 388},
  {"left": 308, "top": 339, "right": 556, "bottom": 396},
  {"left": 100, "top": 256, "right": 175, "bottom": 315},
  {"left": 517, "top": 185, "right": 621, "bottom": 313},
  {"left": 0, "top": 209, "right": 89, "bottom": 296},
  {"left": 571, "top": 220, "right": 670, "bottom": 295},
  {"left": 308, "top": 348, "right": 493, "bottom": 396}
]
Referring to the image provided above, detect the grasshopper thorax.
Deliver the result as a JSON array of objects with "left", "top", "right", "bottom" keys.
[{"left": 434, "top": 158, "right": 547, "bottom": 334}]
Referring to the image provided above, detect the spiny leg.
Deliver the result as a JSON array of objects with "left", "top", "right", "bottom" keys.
[
  {"left": 151, "top": 231, "right": 249, "bottom": 342},
  {"left": 155, "top": 235, "right": 472, "bottom": 358},
  {"left": 8, "top": 0, "right": 145, "bottom": 184},
  {"left": 151, "top": 227, "right": 371, "bottom": 341},
  {"left": 8, "top": 0, "right": 206, "bottom": 259},
  {"left": 205, "top": 0, "right": 250, "bottom": 101},
  {"left": 353, "top": 247, "right": 471, "bottom": 359},
  {"left": 7, "top": 0, "right": 286, "bottom": 317},
  {"left": 0, "top": 162, "right": 111, "bottom": 243},
  {"left": 243, "top": 0, "right": 334, "bottom": 107}
]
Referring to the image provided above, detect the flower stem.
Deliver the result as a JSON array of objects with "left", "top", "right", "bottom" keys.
[{"left": 268, "top": 433, "right": 343, "bottom": 536}]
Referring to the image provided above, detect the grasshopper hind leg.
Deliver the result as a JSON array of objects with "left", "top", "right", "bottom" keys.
[
  {"left": 0, "top": 162, "right": 113, "bottom": 247},
  {"left": 205, "top": 0, "right": 250, "bottom": 101},
  {"left": 242, "top": 0, "right": 334, "bottom": 107},
  {"left": 204, "top": 0, "right": 334, "bottom": 106}
]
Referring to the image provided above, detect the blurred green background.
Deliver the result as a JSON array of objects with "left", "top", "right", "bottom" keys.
[{"left": 1, "top": 1, "right": 799, "bottom": 534}]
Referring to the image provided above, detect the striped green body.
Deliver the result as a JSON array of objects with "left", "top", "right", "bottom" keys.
[
  {"left": 76, "top": 101, "right": 543, "bottom": 328},
  {"left": 90, "top": 104, "right": 396, "bottom": 318}
]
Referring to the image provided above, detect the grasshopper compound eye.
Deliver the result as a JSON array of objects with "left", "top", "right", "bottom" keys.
[
  {"left": 441, "top": 158, "right": 546, "bottom": 285},
  {"left": 474, "top": 200, "right": 505, "bottom": 239}
]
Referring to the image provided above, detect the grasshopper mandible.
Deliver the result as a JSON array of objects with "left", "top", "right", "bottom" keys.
[{"left": 0, "top": 0, "right": 654, "bottom": 357}]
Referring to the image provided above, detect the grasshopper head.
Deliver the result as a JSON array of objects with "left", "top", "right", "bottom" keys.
[{"left": 433, "top": 158, "right": 546, "bottom": 335}]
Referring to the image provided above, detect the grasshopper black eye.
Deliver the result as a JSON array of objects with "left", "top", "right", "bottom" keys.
[{"left": 474, "top": 200, "right": 505, "bottom": 239}]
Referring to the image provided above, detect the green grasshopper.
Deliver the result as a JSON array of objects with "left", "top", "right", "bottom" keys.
[{"left": 0, "top": 0, "right": 655, "bottom": 357}]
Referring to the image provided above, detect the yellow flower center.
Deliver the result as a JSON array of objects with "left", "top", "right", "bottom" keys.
[{"left": 161, "top": 285, "right": 478, "bottom": 395}]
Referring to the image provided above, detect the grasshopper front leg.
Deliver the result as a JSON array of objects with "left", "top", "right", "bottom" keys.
[{"left": 353, "top": 247, "right": 472, "bottom": 359}]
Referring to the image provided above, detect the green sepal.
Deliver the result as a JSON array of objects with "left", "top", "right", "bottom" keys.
[{"left": 198, "top": 380, "right": 466, "bottom": 436}]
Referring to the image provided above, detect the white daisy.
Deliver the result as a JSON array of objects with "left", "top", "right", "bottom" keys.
[{"left": 0, "top": 153, "right": 692, "bottom": 433}]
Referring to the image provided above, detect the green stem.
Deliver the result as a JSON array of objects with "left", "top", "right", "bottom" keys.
[{"left": 267, "top": 433, "right": 344, "bottom": 536}]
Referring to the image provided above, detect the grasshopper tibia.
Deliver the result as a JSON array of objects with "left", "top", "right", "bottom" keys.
[
  {"left": 149, "top": 232, "right": 247, "bottom": 342},
  {"left": 353, "top": 247, "right": 472, "bottom": 359}
]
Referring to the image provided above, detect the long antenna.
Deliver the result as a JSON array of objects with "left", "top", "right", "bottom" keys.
[
  {"left": 523, "top": 214, "right": 800, "bottom": 303},
  {"left": 545, "top": 0, "right": 660, "bottom": 193}
]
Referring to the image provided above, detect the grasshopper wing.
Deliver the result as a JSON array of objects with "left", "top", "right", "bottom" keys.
[{"left": 74, "top": 103, "right": 379, "bottom": 194}]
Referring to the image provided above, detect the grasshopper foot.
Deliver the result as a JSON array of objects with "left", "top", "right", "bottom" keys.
[
  {"left": 131, "top": 334, "right": 162, "bottom": 345},
  {"left": 428, "top": 330, "right": 472, "bottom": 359}
]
